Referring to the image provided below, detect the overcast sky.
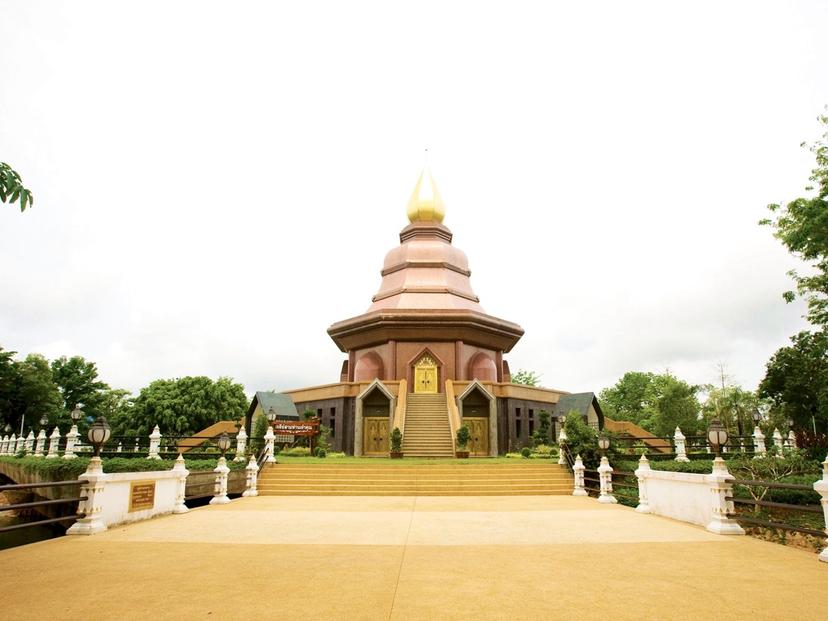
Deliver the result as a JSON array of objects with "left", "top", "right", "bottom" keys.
[{"left": 2, "top": 1, "right": 827, "bottom": 399}]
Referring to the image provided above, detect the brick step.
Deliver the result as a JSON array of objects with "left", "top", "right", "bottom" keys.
[
  {"left": 257, "top": 482, "right": 573, "bottom": 489},
  {"left": 263, "top": 466, "right": 568, "bottom": 473},
  {"left": 261, "top": 473, "right": 572, "bottom": 481},
  {"left": 259, "top": 483, "right": 572, "bottom": 493},
  {"left": 258, "top": 487, "right": 572, "bottom": 494}
]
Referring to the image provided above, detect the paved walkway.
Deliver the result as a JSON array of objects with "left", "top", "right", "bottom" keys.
[{"left": 1, "top": 496, "right": 825, "bottom": 620}]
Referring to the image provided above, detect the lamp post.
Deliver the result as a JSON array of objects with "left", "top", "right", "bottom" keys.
[
  {"left": 264, "top": 406, "right": 277, "bottom": 463},
  {"left": 707, "top": 419, "right": 728, "bottom": 458},
  {"left": 598, "top": 433, "right": 610, "bottom": 457},
  {"left": 35, "top": 414, "right": 49, "bottom": 457},
  {"left": 39, "top": 414, "right": 49, "bottom": 430},
  {"left": 210, "top": 432, "right": 232, "bottom": 505},
  {"left": 87, "top": 417, "right": 111, "bottom": 457}
]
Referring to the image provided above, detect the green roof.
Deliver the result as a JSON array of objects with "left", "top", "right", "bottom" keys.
[{"left": 248, "top": 391, "right": 299, "bottom": 420}]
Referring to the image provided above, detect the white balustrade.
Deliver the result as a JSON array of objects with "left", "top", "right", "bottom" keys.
[
  {"left": 24, "top": 430, "right": 35, "bottom": 454},
  {"left": 210, "top": 456, "right": 231, "bottom": 505},
  {"left": 753, "top": 427, "right": 766, "bottom": 458},
  {"left": 772, "top": 428, "right": 784, "bottom": 453},
  {"left": 673, "top": 427, "right": 689, "bottom": 462},
  {"left": 234, "top": 427, "right": 248, "bottom": 462},
  {"left": 706, "top": 457, "right": 745, "bottom": 535},
  {"left": 572, "top": 454, "right": 587, "bottom": 496},
  {"left": 597, "top": 456, "right": 617, "bottom": 504},
  {"left": 46, "top": 427, "right": 61, "bottom": 459},
  {"left": 64, "top": 425, "right": 79, "bottom": 459},
  {"left": 634, "top": 454, "right": 651, "bottom": 513},
  {"left": 172, "top": 454, "right": 190, "bottom": 514},
  {"left": 243, "top": 454, "right": 259, "bottom": 497},
  {"left": 66, "top": 457, "right": 108, "bottom": 535},
  {"left": 148, "top": 425, "right": 162, "bottom": 460},
  {"left": 34, "top": 429, "right": 47, "bottom": 457},
  {"left": 788, "top": 431, "right": 797, "bottom": 449},
  {"left": 0, "top": 434, "right": 7, "bottom": 454},
  {"left": 264, "top": 427, "right": 276, "bottom": 463},
  {"left": 15, "top": 433, "right": 24, "bottom": 454}
]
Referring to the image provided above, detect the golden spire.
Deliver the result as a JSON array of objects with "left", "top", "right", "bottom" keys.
[{"left": 406, "top": 166, "right": 445, "bottom": 223}]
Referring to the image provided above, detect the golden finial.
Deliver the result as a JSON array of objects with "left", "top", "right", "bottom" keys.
[{"left": 406, "top": 160, "right": 445, "bottom": 223}]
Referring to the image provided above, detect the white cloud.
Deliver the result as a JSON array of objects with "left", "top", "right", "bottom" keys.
[{"left": 1, "top": 0, "right": 824, "bottom": 397}]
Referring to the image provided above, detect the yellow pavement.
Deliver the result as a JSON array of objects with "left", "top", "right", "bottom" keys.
[{"left": 1, "top": 496, "right": 825, "bottom": 620}]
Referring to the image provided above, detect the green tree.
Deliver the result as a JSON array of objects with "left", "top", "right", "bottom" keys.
[
  {"left": 511, "top": 369, "right": 541, "bottom": 386},
  {"left": 98, "top": 388, "right": 135, "bottom": 435},
  {"left": 15, "top": 354, "right": 63, "bottom": 432},
  {"left": 532, "top": 409, "right": 551, "bottom": 446},
  {"left": 562, "top": 410, "right": 599, "bottom": 467},
  {"left": 761, "top": 110, "right": 828, "bottom": 327},
  {"left": 600, "top": 371, "right": 701, "bottom": 436},
  {"left": 759, "top": 330, "right": 828, "bottom": 434},
  {"left": 701, "top": 384, "right": 760, "bottom": 437},
  {"left": 0, "top": 347, "right": 20, "bottom": 429},
  {"left": 0, "top": 162, "right": 34, "bottom": 211},
  {"left": 50, "top": 355, "right": 110, "bottom": 421},
  {"left": 130, "top": 376, "right": 248, "bottom": 437}
]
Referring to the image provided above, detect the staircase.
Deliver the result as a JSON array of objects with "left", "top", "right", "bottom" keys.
[
  {"left": 257, "top": 463, "right": 574, "bottom": 496},
  {"left": 401, "top": 393, "right": 454, "bottom": 457}
]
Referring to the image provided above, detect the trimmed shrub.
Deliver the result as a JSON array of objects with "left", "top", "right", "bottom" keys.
[{"left": 521, "top": 447, "right": 531, "bottom": 458}]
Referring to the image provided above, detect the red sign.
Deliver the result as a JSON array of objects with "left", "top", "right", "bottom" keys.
[{"left": 272, "top": 420, "right": 320, "bottom": 437}]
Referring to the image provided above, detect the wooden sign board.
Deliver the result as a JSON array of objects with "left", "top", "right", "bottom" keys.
[
  {"left": 272, "top": 420, "right": 320, "bottom": 437},
  {"left": 129, "top": 481, "right": 156, "bottom": 512}
]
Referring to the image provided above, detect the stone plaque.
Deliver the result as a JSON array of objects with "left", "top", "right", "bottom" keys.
[{"left": 129, "top": 481, "right": 156, "bottom": 512}]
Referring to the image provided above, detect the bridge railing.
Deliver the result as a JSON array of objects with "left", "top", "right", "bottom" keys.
[{"left": 0, "top": 480, "right": 85, "bottom": 534}]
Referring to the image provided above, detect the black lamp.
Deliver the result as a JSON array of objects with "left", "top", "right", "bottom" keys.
[
  {"left": 752, "top": 409, "right": 761, "bottom": 424},
  {"left": 217, "top": 432, "right": 231, "bottom": 457},
  {"left": 598, "top": 433, "right": 610, "bottom": 456},
  {"left": 39, "top": 414, "right": 49, "bottom": 429},
  {"left": 707, "top": 419, "right": 728, "bottom": 457},
  {"left": 266, "top": 406, "right": 277, "bottom": 423},
  {"left": 87, "top": 417, "right": 111, "bottom": 457},
  {"left": 787, "top": 418, "right": 794, "bottom": 430},
  {"left": 70, "top": 404, "right": 83, "bottom": 424},
  {"left": 6, "top": 423, "right": 13, "bottom": 434}
]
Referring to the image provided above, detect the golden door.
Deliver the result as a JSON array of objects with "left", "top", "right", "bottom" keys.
[
  {"left": 414, "top": 366, "right": 438, "bottom": 393},
  {"left": 465, "top": 417, "right": 489, "bottom": 456},
  {"left": 363, "top": 418, "right": 389, "bottom": 456}
]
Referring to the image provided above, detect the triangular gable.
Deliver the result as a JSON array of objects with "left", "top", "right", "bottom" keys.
[
  {"left": 357, "top": 378, "right": 394, "bottom": 402},
  {"left": 456, "top": 379, "right": 494, "bottom": 402},
  {"left": 248, "top": 391, "right": 299, "bottom": 420}
]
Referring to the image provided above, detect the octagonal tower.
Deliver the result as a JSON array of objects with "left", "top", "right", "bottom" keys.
[{"left": 328, "top": 168, "right": 524, "bottom": 392}]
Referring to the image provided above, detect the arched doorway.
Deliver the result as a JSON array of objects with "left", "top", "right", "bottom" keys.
[
  {"left": 457, "top": 380, "right": 497, "bottom": 457},
  {"left": 413, "top": 354, "right": 438, "bottom": 394}
]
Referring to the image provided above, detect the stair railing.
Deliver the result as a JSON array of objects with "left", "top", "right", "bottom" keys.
[{"left": 445, "top": 380, "right": 461, "bottom": 448}]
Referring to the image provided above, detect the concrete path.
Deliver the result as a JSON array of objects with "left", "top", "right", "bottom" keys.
[{"left": 0, "top": 496, "right": 825, "bottom": 620}]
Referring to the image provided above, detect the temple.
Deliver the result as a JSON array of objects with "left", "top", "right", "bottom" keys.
[{"left": 248, "top": 168, "right": 603, "bottom": 456}]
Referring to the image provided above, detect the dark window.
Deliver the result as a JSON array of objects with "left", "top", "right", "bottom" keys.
[
  {"left": 317, "top": 408, "right": 322, "bottom": 418},
  {"left": 330, "top": 407, "right": 336, "bottom": 437},
  {"left": 516, "top": 418, "right": 522, "bottom": 439},
  {"left": 529, "top": 409, "right": 535, "bottom": 436}
]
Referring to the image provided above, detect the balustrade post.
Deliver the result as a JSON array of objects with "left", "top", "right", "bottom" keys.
[
  {"left": 13, "top": 433, "right": 22, "bottom": 454},
  {"left": 46, "top": 427, "right": 60, "bottom": 459},
  {"left": 634, "top": 454, "right": 651, "bottom": 513},
  {"left": 117, "top": 441, "right": 123, "bottom": 453},
  {"left": 788, "top": 431, "right": 797, "bottom": 450},
  {"left": 557, "top": 428, "right": 568, "bottom": 466},
  {"left": 705, "top": 457, "right": 744, "bottom": 535},
  {"left": 63, "top": 425, "right": 79, "bottom": 459},
  {"left": 1, "top": 434, "right": 7, "bottom": 454},
  {"left": 753, "top": 426, "right": 766, "bottom": 458},
  {"left": 597, "top": 456, "right": 617, "bottom": 504},
  {"left": 66, "top": 457, "right": 108, "bottom": 535},
  {"left": 172, "top": 454, "right": 190, "bottom": 514},
  {"left": 264, "top": 427, "right": 276, "bottom": 463},
  {"left": 34, "top": 429, "right": 47, "bottom": 456},
  {"left": 572, "top": 454, "right": 587, "bottom": 496},
  {"left": 673, "top": 427, "right": 689, "bottom": 462},
  {"left": 234, "top": 427, "right": 248, "bottom": 462},
  {"left": 813, "top": 458, "right": 828, "bottom": 563},
  {"left": 133, "top": 437, "right": 139, "bottom": 452},
  {"left": 209, "top": 456, "right": 231, "bottom": 505},
  {"left": 772, "top": 428, "right": 784, "bottom": 454},
  {"left": 243, "top": 454, "right": 259, "bottom": 497},
  {"left": 147, "top": 425, "right": 162, "bottom": 460},
  {"left": 24, "top": 430, "right": 35, "bottom": 454}
]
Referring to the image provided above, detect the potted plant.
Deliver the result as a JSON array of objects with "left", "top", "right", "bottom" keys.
[
  {"left": 456, "top": 425, "right": 471, "bottom": 458},
  {"left": 390, "top": 426, "right": 403, "bottom": 458}
]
